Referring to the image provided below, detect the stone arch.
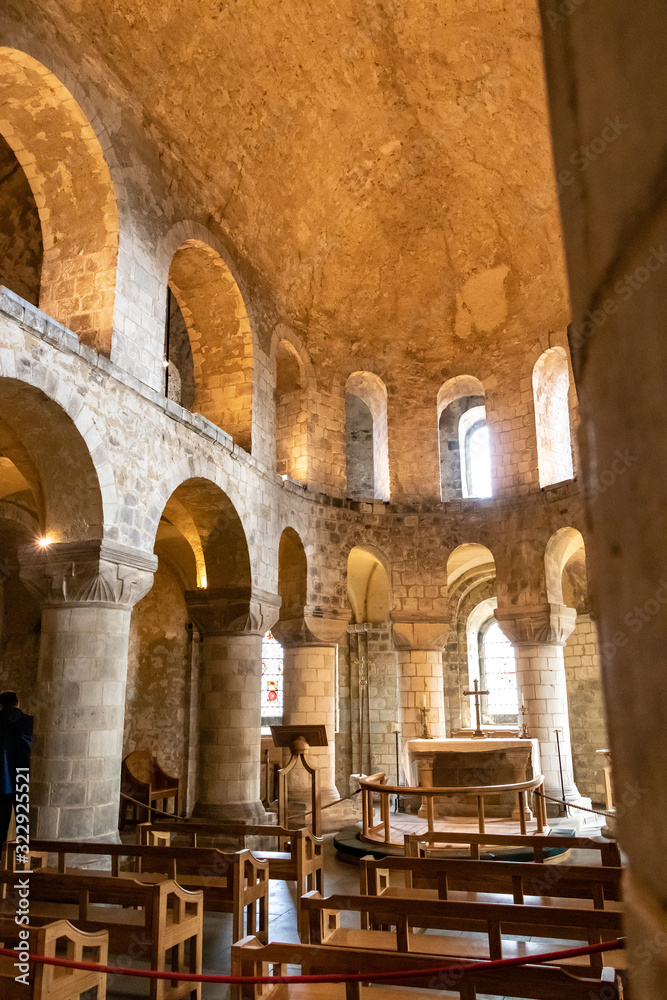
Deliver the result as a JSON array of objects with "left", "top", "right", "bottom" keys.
[
  {"left": 278, "top": 527, "right": 308, "bottom": 614},
  {"left": 545, "top": 526, "right": 586, "bottom": 607},
  {"left": 153, "top": 477, "right": 251, "bottom": 594},
  {"left": 533, "top": 346, "right": 574, "bottom": 487},
  {"left": 0, "top": 47, "right": 119, "bottom": 353},
  {"left": 446, "top": 542, "right": 496, "bottom": 599},
  {"left": 271, "top": 331, "right": 313, "bottom": 483},
  {"left": 0, "top": 374, "right": 108, "bottom": 542},
  {"left": 437, "top": 375, "right": 490, "bottom": 501},
  {"left": 345, "top": 371, "right": 390, "bottom": 501},
  {"left": 347, "top": 544, "right": 391, "bottom": 624},
  {"left": 163, "top": 235, "right": 254, "bottom": 450}
]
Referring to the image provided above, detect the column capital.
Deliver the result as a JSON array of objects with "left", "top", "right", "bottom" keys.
[
  {"left": 19, "top": 539, "right": 157, "bottom": 610},
  {"left": 391, "top": 616, "right": 451, "bottom": 651},
  {"left": 494, "top": 604, "right": 577, "bottom": 646},
  {"left": 185, "top": 586, "right": 280, "bottom": 637},
  {"left": 272, "top": 605, "right": 349, "bottom": 647}
]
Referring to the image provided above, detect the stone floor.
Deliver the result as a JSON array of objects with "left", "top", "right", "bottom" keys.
[{"left": 107, "top": 815, "right": 610, "bottom": 1000}]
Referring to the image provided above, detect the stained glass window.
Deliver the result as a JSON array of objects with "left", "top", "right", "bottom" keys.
[
  {"left": 261, "top": 630, "right": 284, "bottom": 727},
  {"left": 479, "top": 620, "right": 518, "bottom": 719}
]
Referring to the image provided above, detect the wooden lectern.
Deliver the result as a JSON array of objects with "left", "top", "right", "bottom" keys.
[{"left": 271, "top": 724, "right": 328, "bottom": 837}]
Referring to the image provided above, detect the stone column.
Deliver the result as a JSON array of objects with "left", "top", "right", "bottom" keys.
[
  {"left": 494, "top": 604, "right": 588, "bottom": 810},
  {"left": 392, "top": 620, "right": 450, "bottom": 743},
  {"left": 272, "top": 609, "right": 349, "bottom": 807},
  {"left": 20, "top": 540, "right": 156, "bottom": 842},
  {"left": 185, "top": 588, "right": 280, "bottom": 823}
]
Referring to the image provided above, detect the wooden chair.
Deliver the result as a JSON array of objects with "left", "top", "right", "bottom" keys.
[
  {"left": 120, "top": 749, "right": 180, "bottom": 828},
  {"left": 231, "top": 935, "right": 626, "bottom": 1000},
  {"left": 0, "top": 916, "right": 108, "bottom": 1000},
  {"left": 0, "top": 870, "right": 202, "bottom": 1000}
]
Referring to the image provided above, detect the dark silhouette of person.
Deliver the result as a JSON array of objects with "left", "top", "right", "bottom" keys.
[{"left": 0, "top": 691, "right": 33, "bottom": 845}]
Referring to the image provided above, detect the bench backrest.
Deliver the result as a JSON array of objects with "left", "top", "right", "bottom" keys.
[
  {"left": 0, "top": 917, "right": 108, "bottom": 1000},
  {"left": 230, "top": 935, "right": 625, "bottom": 1000},
  {"left": 137, "top": 820, "right": 321, "bottom": 859},
  {"left": 404, "top": 831, "right": 622, "bottom": 866},
  {"left": 301, "top": 890, "right": 623, "bottom": 971},
  {"left": 361, "top": 853, "right": 623, "bottom": 906},
  {"left": 123, "top": 749, "right": 156, "bottom": 785}
]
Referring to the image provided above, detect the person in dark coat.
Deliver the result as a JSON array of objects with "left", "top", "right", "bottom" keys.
[{"left": 0, "top": 691, "right": 33, "bottom": 845}]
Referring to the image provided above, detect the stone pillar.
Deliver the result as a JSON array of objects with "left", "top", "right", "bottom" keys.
[
  {"left": 20, "top": 540, "right": 156, "bottom": 842},
  {"left": 185, "top": 588, "right": 280, "bottom": 823},
  {"left": 392, "top": 620, "right": 450, "bottom": 742},
  {"left": 272, "top": 609, "right": 349, "bottom": 807},
  {"left": 494, "top": 604, "right": 588, "bottom": 809}
]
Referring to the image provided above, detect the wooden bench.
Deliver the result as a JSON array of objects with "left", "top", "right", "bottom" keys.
[
  {"left": 404, "top": 830, "right": 622, "bottom": 866},
  {"left": 0, "top": 916, "right": 108, "bottom": 1000},
  {"left": 120, "top": 749, "right": 180, "bottom": 827},
  {"left": 231, "top": 935, "right": 626, "bottom": 1000},
  {"left": 6, "top": 838, "right": 269, "bottom": 945},
  {"left": 360, "top": 853, "right": 623, "bottom": 910},
  {"left": 0, "top": 871, "right": 202, "bottom": 1000},
  {"left": 137, "top": 819, "right": 323, "bottom": 935},
  {"left": 301, "top": 891, "right": 625, "bottom": 974}
]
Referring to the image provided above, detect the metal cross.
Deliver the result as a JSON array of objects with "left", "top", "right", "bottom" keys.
[{"left": 463, "top": 678, "right": 489, "bottom": 739}]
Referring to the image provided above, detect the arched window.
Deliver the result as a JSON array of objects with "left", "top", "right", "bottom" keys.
[
  {"left": 459, "top": 406, "right": 492, "bottom": 498},
  {"left": 275, "top": 340, "right": 307, "bottom": 482},
  {"left": 261, "top": 630, "right": 284, "bottom": 730},
  {"left": 345, "top": 372, "right": 390, "bottom": 501},
  {"left": 533, "top": 347, "right": 574, "bottom": 487},
  {"left": 479, "top": 620, "right": 518, "bottom": 721},
  {"left": 437, "top": 376, "right": 491, "bottom": 500}
]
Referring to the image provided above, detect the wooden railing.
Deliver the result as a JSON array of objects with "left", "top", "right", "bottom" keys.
[{"left": 359, "top": 771, "right": 547, "bottom": 848}]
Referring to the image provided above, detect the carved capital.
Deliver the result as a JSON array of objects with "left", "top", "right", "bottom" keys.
[
  {"left": 185, "top": 587, "right": 281, "bottom": 637},
  {"left": 494, "top": 604, "right": 577, "bottom": 646},
  {"left": 272, "top": 605, "right": 349, "bottom": 647},
  {"left": 19, "top": 540, "right": 157, "bottom": 610},
  {"left": 391, "top": 617, "right": 451, "bottom": 651}
]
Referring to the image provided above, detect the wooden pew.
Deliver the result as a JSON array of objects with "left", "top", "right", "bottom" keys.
[
  {"left": 301, "top": 891, "right": 624, "bottom": 974},
  {"left": 138, "top": 820, "right": 323, "bottom": 895},
  {"left": 404, "top": 830, "right": 622, "bottom": 866},
  {"left": 231, "top": 935, "right": 626, "bottom": 1000},
  {"left": 0, "top": 871, "right": 202, "bottom": 1000},
  {"left": 5, "top": 839, "right": 269, "bottom": 945},
  {"left": 0, "top": 916, "right": 108, "bottom": 1000},
  {"left": 120, "top": 749, "right": 180, "bottom": 828},
  {"left": 137, "top": 820, "right": 323, "bottom": 935},
  {"left": 360, "top": 854, "right": 623, "bottom": 910}
]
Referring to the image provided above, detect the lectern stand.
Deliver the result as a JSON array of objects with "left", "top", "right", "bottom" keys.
[{"left": 271, "top": 724, "right": 328, "bottom": 837}]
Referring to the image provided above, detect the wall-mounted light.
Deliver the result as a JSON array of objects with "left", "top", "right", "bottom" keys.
[{"left": 38, "top": 536, "right": 52, "bottom": 548}]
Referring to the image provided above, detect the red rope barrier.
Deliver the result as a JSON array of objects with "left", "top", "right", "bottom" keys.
[{"left": 0, "top": 938, "right": 624, "bottom": 984}]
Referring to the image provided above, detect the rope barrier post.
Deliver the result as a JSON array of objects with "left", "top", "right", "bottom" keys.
[{"left": 554, "top": 728, "right": 569, "bottom": 818}]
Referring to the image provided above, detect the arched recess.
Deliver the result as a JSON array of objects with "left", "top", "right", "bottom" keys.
[
  {"left": 274, "top": 340, "right": 308, "bottom": 482},
  {"left": 127, "top": 477, "right": 252, "bottom": 812},
  {"left": 0, "top": 48, "right": 119, "bottom": 353},
  {"left": 445, "top": 543, "right": 515, "bottom": 729},
  {"left": 347, "top": 546, "right": 391, "bottom": 624},
  {"left": 545, "top": 526, "right": 586, "bottom": 606},
  {"left": 166, "top": 240, "right": 254, "bottom": 451},
  {"left": 345, "top": 372, "right": 390, "bottom": 501},
  {"left": 545, "top": 527, "right": 607, "bottom": 801},
  {"left": 437, "top": 375, "right": 492, "bottom": 501},
  {"left": 0, "top": 377, "right": 105, "bottom": 542},
  {"left": 533, "top": 347, "right": 574, "bottom": 487}
]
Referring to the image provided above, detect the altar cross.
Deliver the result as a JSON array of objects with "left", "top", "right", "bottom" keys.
[{"left": 463, "top": 678, "right": 489, "bottom": 739}]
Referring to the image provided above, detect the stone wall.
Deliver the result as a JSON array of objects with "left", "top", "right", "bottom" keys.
[
  {"left": 564, "top": 614, "right": 607, "bottom": 804},
  {"left": 125, "top": 559, "right": 193, "bottom": 793},
  {"left": 0, "top": 135, "right": 41, "bottom": 306}
]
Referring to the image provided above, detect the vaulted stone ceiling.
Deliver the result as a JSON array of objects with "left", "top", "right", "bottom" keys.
[{"left": 2, "top": 0, "right": 569, "bottom": 378}]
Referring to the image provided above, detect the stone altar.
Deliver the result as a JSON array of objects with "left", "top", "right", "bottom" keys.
[{"left": 403, "top": 737, "right": 541, "bottom": 818}]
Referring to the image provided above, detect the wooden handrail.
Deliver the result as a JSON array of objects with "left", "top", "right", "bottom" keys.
[{"left": 359, "top": 771, "right": 547, "bottom": 846}]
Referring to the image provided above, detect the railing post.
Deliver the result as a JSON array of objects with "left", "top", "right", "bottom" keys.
[{"left": 477, "top": 794, "right": 485, "bottom": 835}]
